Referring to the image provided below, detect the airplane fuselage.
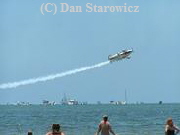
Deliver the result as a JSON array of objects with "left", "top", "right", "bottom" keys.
[{"left": 108, "top": 49, "right": 133, "bottom": 62}]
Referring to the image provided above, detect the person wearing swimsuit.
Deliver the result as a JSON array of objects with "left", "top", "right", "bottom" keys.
[
  {"left": 46, "top": 124, "right": 65, "bottom": 135},
  {"left": 27, "top": 131, "right": 33, "bottom": 135},
  {"left": 165, "top": 118, "right": 180, "bottom": 135},
  {"left": 96, "top": 115, "right": 116, "bottom": 135}
]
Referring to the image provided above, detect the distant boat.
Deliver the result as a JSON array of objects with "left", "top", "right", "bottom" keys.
[
  {"left": 67, "top": 100, "right": 78, "bottom": 105},
  {"left": 61, "top": 94, "right": 79, "bottom": 105},
  {"left": 42, "top": 100, "right": 56, "bottom": 105},
  {"left": 110, "top": 101, "right": 126, "bottom": 105},
  {"left": 159, "top": 101, "right": 163, "bottom": 104},
  {"left": 109, "top": 89, "right": 127, "bottom": 105},
  {"left": 16, "top": 101, "right": 30, "bottom": 106}
]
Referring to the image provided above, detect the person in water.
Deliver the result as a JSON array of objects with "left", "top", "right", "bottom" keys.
[
  {"left": 165, "top": 118, "right": 180, "bottom": 135},
  {"left": 96, "top": 115, "right": 116, "bottom": 135},
  {"left": 46, "top": 124, "right": 65, "bottom": 135},
  {"left": 27, "top": 131, "right": 33, "bottom": 135}
]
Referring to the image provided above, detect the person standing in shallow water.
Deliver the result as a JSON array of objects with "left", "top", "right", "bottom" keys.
[
  {"left": 165, "top": 118, "right": 180, "bottom": 135},
  {"left": 27, "top": 131, "right": 33, "bottom": 135},
  {"left": 46, "top": 124, "right": 65, "bottom": 135},
  {"left": 96, "top": 115, "right": 116, "bottom": 135}
]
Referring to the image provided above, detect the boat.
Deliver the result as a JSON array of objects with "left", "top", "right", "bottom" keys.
[{"left": 61, "top": 94, "right": 79, "bottom": 105}]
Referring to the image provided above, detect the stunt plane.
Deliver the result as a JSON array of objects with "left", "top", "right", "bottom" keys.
[{"left": 108, "top": 49, "right": 133, "bottom": 62}]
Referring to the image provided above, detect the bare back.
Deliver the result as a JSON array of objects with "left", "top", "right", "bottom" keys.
[
  {"left": 99, "top": 121, "right": 111, "bottom": 135},
  {"left": 46, "top": 131, "right": 65, "bottom": 135}
]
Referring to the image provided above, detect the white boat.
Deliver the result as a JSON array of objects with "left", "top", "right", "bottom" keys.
[
  {"left": 61, "top": 94, "right": 78, "bottom": 105},
  {"left": 67, "top": 100, "right": 78, "bottom": 105}
]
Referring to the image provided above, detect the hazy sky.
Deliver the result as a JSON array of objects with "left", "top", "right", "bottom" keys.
[{"left": 0, "top": 0, "right": 180, "bottom": 104}]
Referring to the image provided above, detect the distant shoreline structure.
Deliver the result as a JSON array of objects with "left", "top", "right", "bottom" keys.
[{"left": 2, "top": 102, "right": 180, "bottom": 106}]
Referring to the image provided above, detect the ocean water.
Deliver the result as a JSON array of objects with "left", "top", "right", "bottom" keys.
[{"left": 0, "top": 104, "right": 180, "bottom": 135}]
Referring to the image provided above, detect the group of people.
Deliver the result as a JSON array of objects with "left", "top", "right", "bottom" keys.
[{"left": 27, "top": 116, "right": 179, "bottom": 135}]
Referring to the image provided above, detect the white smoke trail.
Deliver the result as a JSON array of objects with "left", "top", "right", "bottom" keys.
[{"left": 0, "top": 61, "right": 110, "bottom": 89}]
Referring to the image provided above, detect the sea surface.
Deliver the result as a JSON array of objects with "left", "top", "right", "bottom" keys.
[{"left": 0, "top": 104, "right": 180, "bottom": 135}]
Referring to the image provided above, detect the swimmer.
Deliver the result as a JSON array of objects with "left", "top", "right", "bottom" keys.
[
  {"left": 96, "top": 115, "right": 116, "bottom": 135},
  {"left": 46, "top": 124, "right": 65, "bottom": 135},
  {"left": 27, "top": 131, "right": 33, "bottom": 135},
  {"left": 165, "top": 118, "right": 180, "bottom": 135}
]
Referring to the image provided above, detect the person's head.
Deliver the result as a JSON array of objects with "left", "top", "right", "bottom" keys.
[
  {"left": 52, "top": 124, "right": 60, "bottom": 132},
  {"left": 103, "top": 115, "right": 108, "bottom": 122},
  {"left": 166, "top": 118, "right": 173, "bottom": 126}
]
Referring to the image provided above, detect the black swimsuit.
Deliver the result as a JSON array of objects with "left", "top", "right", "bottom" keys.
[{"left": 165, "top": 129, "right": 175, "bottom": 135}]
